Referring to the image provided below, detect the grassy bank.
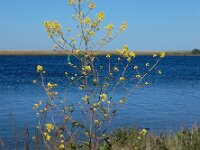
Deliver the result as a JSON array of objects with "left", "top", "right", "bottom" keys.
[
  {"left": 1, "top": 125, "right": 200, "bottom": 150},
  {"left": 106, "top": 126, "right": 200, "bottom": 150},
  {"left": 0, "top": 50, "right": 199, "bottom": 56}
]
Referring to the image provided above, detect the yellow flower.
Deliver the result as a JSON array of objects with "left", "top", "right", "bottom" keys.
[
  {"left": 129, "top": 51, "right": 135, "bottom": 57},
  {"left": 59, "top": 144, "right": 65, "bottom": 149},
  {"left": 32, "top": 136, "right": 35, "bottom": 140},
  {"left": 160, "top": 52, "right": 166, "bottom": 58},
  {"left": 144, "top": 82, "right": 149, "bottom": 85},
  {"left": 49, "top": 32, "right": 54, "bottom": 38},
  {"left": 44, "top": 132, "right": 51, "bottom": 141},
  {"left": 140, "top": 128, "right": 147, "bottom": 135},
  {"left": 106, "top": 53, "right": 111, "bottom": 59},
  {"left": 113, "top": 67, "right": 119, "bottom": 72},
  {"left": 153, "top": 54, "right": 157, "bottom": 57},
  {"left": 68, "top": 0, "right": 74, "bottom": 5},
  {"left": 34, "top": 104, "right": 38, "bottom": 109},
  {"left": 120, "top": 22, "right": 127, "bottom": 31},
  {"left": 85, "top": 131, "right": 89, "bottom": 136},
  {"left": 89, "top": 2, "right": 96, "bottom": 9},
  {"left": 98, "top": 102, "right": 101, "bottom": 106},
  {"left": 104, "top": 114, "right": 108, "bottom": 117},
  {"left": 47, "top": 82, "right": 57, "bottom": 89},
  {"left": 60, "top": 134, "right": 64, "bottom": 138},
  {"left": 108, "top": 31, "right": 113, "bottom": 37},
  {"left": 70, "top": 37, "right": 75, "bottom": 41},
  {"left": 100, "top": 40, "right": 105, "bottom": 45},
  {"left": 39, "top": 100, "right": 42, "bottom": 105},
  {"left": 93, "top": 79, "right": 97, "bottom": 83},
  {"left": 93, "top": 103, "right": 97, "bottom": 107},
  {"left": 68, "top": 62, "right": 73, "bottom": 66},
  {"left": 60, "top": 140, "right": 64, "bottom": 143},
  {"left": 82, "top": 95, "right": 89, "bottom": 101},
  {"left": 44, "top": 21, "right": 62, "bottom": 34},
  {"left": 120, "top": 77, "right": 125, "bottom": 81},
  {"left": 136, "top": 74, "right": 141, "bottom": 78},
  {"left": 121, "top": 45, "right": 129, "bottom": 57},
  {"left": 84, "top": 65, "right": 91, "bottom": 72},
  {"left": 100, "top": 94, "right": 107, "bottom": 102},
  {"left": 58, "top": 39, "right": 62, "bottom": 43},
  {"left": 78, "top": 11, "right": 83, "bottom": 19},
  {"left": 37, "top": 65, "right": 43, "bottom": 72},
  {"left": 82, "top": 71, "right": 86, "bottom": 75},
  {"left": 145, "top": 63, "right": 150, "bottom": 67},
  {"left": 66, "top": 27, "right": 71, "bottom": 32},
  {"left": 119, "top": 99, "right": 124, "bottom": 104},
  {"left": 134, "top": 66, "right": 138, "bottom": 70},
  {"left": 104, "top": 83, "right": 109, "bottom": 87},
  {"left": 90, "top": 21, "right": 98, "bottom": 28},
  {"left": 53, "top": 45, "right": 58, "bottom": 49},
  {"left": 45, "top": 123, "right": 54, "bottom": 132},
  {"left": 104, "top": 23, "right": 114, "bottom": 30},
  {"left": 127, "top": 57, "right": 131, "bottom": 62},
  {"left": 122, "top": 45, "right": 129, "bottom": 53},
  {"left": 33, "top": 80, "right": 37, "bottom": 84},
  {"left": 95, "top": 119, "right": 99, "bottom": 124},
  {"left": 47, "top": 82, "right": 52, "bottom": 88},
  {"left": 89, "top": 31, "right": 95, "bottom": 37},
  {"left": 97, "top": 12, "right": 105, "bottom": 22},
  {"left": 158, "top": 70, "right": 162, "bottom": 75},
  {"left": 76, "top": 49, "right": 81, "bottom": 53},
  {"left": 84, "top": 17, "right": 90, "bottom": 24},
  {"left": 54, "top": 21, "right": 62, "bottom": 33},
  {"left": 115, "top": 48, "right": 120, "bottom": 52},
  {"left": 64, "top": 72, "right": 68, "bottom": 76}
]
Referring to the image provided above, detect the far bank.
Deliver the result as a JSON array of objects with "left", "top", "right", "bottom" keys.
[{"left": 0, "top": 50, "right": 199, "bottom": 56}]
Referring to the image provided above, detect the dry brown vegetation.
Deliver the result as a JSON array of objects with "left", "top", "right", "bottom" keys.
[{"left": 0, "top": 50, "right": 196, "bottom": 56}]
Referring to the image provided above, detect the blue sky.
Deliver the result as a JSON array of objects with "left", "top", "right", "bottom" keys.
[{"left": 0, "top": 0, "right": 200, "bottom": 51}]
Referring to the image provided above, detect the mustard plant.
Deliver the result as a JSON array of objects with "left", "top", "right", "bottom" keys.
[{"left": 32, "top": 0, "right": 165, "bottom": 149}]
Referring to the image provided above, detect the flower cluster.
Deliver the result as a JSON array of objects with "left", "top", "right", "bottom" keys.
[
  {"left": 37, "top": 65, "right": 43, "bottom": 72},
  {"left": 44, "top": 21, "right": 62, "bottom": 38},
  {"left": 45, "top": 123, "right": 54, "bottom": 132}
]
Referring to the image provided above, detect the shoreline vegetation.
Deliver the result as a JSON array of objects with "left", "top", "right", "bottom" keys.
[
  {"left": 1, "top": 125, "right": 200, "bottom": 149},
  {"left": 0, "top": 50, "right": 200, "bottom": 56}
]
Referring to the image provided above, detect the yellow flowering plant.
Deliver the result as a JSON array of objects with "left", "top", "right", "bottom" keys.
[{"left": 32, "top": 0, "right": 165, "bottom": 149}]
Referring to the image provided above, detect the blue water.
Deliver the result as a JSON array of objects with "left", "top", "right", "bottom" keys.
[{"left": 0, "top": 55, "right": 200, "bottom": 141}]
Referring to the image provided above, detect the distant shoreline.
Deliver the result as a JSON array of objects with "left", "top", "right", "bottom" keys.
[{"left": 0, "top": 50, "right": 199, "bottom": 56}]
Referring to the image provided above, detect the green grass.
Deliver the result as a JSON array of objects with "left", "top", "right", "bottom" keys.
[
  {"left": 1, "top": 125, "right": 200, "bottom": 149},
  {"left": 100, "top": 126, "right": 200, "bottom": 150}
]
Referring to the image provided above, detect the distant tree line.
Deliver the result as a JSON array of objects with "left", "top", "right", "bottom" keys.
[{"left": 191, "top": 49, "right": 200, "bottom": 55}]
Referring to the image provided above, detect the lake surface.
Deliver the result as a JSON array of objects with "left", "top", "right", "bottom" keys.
[{"left": 0, "top": 55, "right": 200, "bottom": 141}]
